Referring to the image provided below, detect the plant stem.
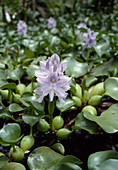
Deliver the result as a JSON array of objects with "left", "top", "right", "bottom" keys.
[
  {"left": 48, "top": 100, "right": 55, "bottom": 131},
  {"left": 8, "top": 89, "right": 12, "bottom": 104},
  {"left": 87, "top": 48, "right": 90, "bottom": 62},
  {"left": 12, "top": 145, "right": 16, "bottom": 152},
  {"left": 30, "top": 126, "right": 33, "bottom": 135}
]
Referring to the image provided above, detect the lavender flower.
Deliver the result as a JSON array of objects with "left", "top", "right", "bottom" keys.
[
  {"left": 84, "top": 28, "right": 96, "bottom": 48},
  {"left": 77, "top": 23, "right": 88, "bottom": 35},
  {"left": 48, "top": 17, "right": 56, "bottom": 29},
  {"left": 17, "top": 20, "right": 27, "bottom": 35},
  {"left": 34, "top": 54, "right": 71, "bottom": 103}
]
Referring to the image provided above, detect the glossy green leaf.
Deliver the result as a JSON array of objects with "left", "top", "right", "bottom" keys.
[
  {"left": 64, "top": 57, "right": 88, "bottom": 77},
  {"left": 0, "top": 83, "right": 16, "bottom": 90},
  {"left": 104, "top": 77, "right": 118, "bottom": 100},
  {"left": 0, "top": 70, "right": 6, "bottom": 80},
  {"left": 51, "top": 143, "right": 65, "bottom": 155},
  {"left": 26, "top": 64, "right": 40, "bottom": 77},
  {"left": 59, "top": 155, "right": 82, "bottom": 165},
  {"left": 93, "top": 41, "right": 109, "bottom": 57},
  {"left": 84, "top": 104, "right": 118, "bottom": 133},
  {"left": 22, "top": 95, "right": 45, "bottom": 112},
  {"left": 56, "top": 98, "right": 75, "bottom": 112},
  {"left": 1, "top": 162, "right": 26, "bottom": 170},
  {"left": 0, "top": 155, "right": 9, "bottom": 168},
  {"left": 72, "top": 112, "right": 99, "bottom": 134},
  {"left": 7, "top": 65, "right": 23, "bottom": 81},
  {"left": 9, "top": 103, "right": 24, "bottom": 112},
  {"left": 0, "top": 108, "right": 13, "bottom": 119},
  {"left": 85, "top": 76, "right": 97, "bottom": 87},
  {"left": 90, "top": 58, "right": 118, "bottom": 76},
  {"left": 0, "top": 123, "right": 21, "bottom": 143},
  {"left": 88, "top": 150, "right": 118, "bottom": 170},
  {"left": 27, "top": 146, "right": 64, "bottom": 169},
  {"left": 48, "top": 163, "right": 82, "bottom": 170},
  {"left": 22, "top": 114, "right": 43, "bottom": 126}
]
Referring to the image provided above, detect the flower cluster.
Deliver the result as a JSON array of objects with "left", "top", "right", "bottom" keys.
[
  {"left": 17, "top": 20, "right": 27, "bottom": 35},
  {"left": 77, "top": 23, "right": 96, "bottom": 48},
  {"left": 77, "top": 23, "right": 88, "bottom": 35},
  {"left": 34, "top": 54, "right": 71, "bottom": 103},
  {"left": 48, "top": 17, "right": 56, "bottom": 29}
]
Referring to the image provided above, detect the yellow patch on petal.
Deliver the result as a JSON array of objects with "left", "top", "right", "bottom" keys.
[{"left": 52, "top": 78, "right": 55, "bottom": 82}]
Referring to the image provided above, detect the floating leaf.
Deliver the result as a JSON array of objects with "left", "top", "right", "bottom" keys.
[
  {"left": 27, "top": 64, "right": 40, "bottom": 77},
  {"left": 85, "top": 76, "right": 97, "bottom": 87},
  {"left": 7, "top": 65, "right": 23, "bottom": 81},
  {"left": 0, "top": 83, "right": 16, "bottom": 90},
  {"left": 56, "top": 98, "right": 75, "bottom": 112},
  {"left": 0, "top": 123, "right": 21, "bottom": 143},
  {"left": 88, "top": 150, "right": 118, "bottom": 170},
  {"left": 1, "top": 162, "right": 26, "bottom": 170},
  {"left": 64, "top": 57, "right": 88, "bottom": 77},
  {"left": 22, "top": 114, "right": 43, "bottom": 127},
  {"left": 9, "top": 103, "right": 24, "bottom": 112},
  {"left": 84, "top": 104, "right": 118, "bottom": 133},
  {"left": 72, "top": 112, "right": 99, "bottom": 134},
  {"left": 0, "top": 155, "right": 9, "bottom": 168},
  {"left": 93, "top": 41, "right": 109, "bottom": 57},
  {"left": 48, "top": 163, "right": 82, "bottom": 170},
  {"left": 0, "top": 108, "right": 13, "bottom": 119},
  {"left": 27, "top": 146, "right": 64, "bottom": 169},
  {"left": 90, "top": 57, "right": 118, "bottom": 76},
  {"left": 104, "top": 77, "right": 118, "bottom": 100}
]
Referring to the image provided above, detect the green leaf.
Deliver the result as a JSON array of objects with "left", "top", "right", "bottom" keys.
[
  {"left": 56, "top": 98, "right": 75, "bottom": 112},
  {"left": 0, "top": 123, "right": 21, "bottom": 143},
  {"left": 104, "top": 77, "right": 118, "bottom": 100},
  {"left": 0, "top": 108, "right": 13, "bottom": 119},
  {"left": 27, "top": 146, "right": 64, "bottom": 169},
  {"left": 88, "top": 150, "right": 118, "bottom": 170},
  {"left": 22, "top": 114, "right": 43, "bottom": 127},
  {"left": 59, "top": 155, "right": 82, "bottom": 165},
  {"left": 64, "top": 57, "right": 88, "bottom": 77},
  {"left": 48, "top": 163, "right": 82, "bottom": 170},
  {"left": 72, "top": 112, "right": 99, "bottom": 134},
  {"left": 48, "top": 101, "right": 55, "bottom": 115},
  {"left": 0, "top": 83, "right": 16, "bottom": 90},
  {"left": 93, "top": 41, "right": 109, "bottom": 57},
  {"left": 0, "top": 70, "right": 6, "bottom": 80},
  {"left": 85, "top": 76, "right": 97, "bottom": 87},
  {"left": 51, "top": 143, "right": 65, "bottom": 155},
  {"left": 1, "top": 162, "right": 26, "bottom": 170},
  {"left": 7, "top": 65, "right": 23, "bottom": 81},
  {"left": 26, "top": 64, "right": 40, "bottom": 77},
  {"left": 90, "top": 57, "right": 118, "bottom": 77},
  {"left": 22, "top": 95, "right": 45, "bottom": 112},
  {"left": 9, "top": 103, "right": 24, "bottom": 112},
  {"left": 0, "top": 155, "right": 9, "bottom": 168},
  {"left": 84, "top": 104, "right": 118, "bottom": 133}
]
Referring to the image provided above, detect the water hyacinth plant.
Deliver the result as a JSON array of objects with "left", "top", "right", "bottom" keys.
[
  {"left": 17, "top": 20, "right": 27, "bottom": 35},
  {"left": 34, "top": 53, "right": 71, "bottom": 103},
  {"left": 77, "top": 23, "right": 96, "bottom": 49},
  {"left": 47, "top": 17, "right": 57, "bottom": 28}
]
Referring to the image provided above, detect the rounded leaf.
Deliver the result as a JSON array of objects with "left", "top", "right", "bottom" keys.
[{"left": 0, "top": 123, "right": 21, "bottom": 143}]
